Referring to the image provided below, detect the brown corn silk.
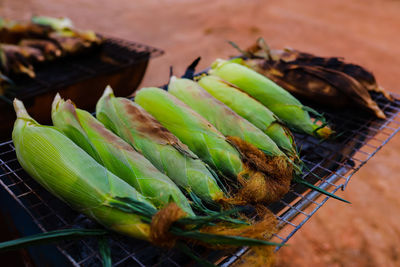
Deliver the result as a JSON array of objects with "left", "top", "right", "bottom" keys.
[
  {"left": 149, "top": 203, "right": 187, "bottom": 248},
  {"left": 205, "top": 207, "right": 277, "bottom": 267}
]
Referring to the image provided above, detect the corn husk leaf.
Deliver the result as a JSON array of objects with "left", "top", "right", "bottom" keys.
[
  {"left": 292, "top": 177, "right": 350, "bottom": 204},
  {"left": 96, "top": 87, "right": 224, "bottom": 203},
  {"left": 99, "top": 237, "right": 112, "bottom": 267},
  {"left": 51, "top": 94, "right": 194, "bottom": 216},
  {"left": 0, "top": 228, "right": 108, "bottom": 252}
]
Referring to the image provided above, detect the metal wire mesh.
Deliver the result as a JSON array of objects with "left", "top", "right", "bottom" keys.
[{"left": 0, "top": 92, "right": 399, "bottom": 266}]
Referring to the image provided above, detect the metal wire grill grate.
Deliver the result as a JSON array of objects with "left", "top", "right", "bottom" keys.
[{"left": 1, "top": 92, "right": 399, "bottom": 266}]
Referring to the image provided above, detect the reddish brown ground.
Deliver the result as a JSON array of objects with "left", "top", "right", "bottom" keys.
[{"left": 1, "top": 0, "right": 400, "bottom": 266}]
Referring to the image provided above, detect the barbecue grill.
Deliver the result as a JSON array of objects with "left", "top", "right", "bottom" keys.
[
  {"left": 0, "top": 36, "right": 164, "bottom": 141},
  {"left": 0, "top": 91, "right": 399, "bottom": 266}
]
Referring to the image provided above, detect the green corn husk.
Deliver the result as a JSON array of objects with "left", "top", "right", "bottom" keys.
[
  {"left": 31, "top": 16, "right": 74, "bottom": 31},
  {"left": 197, "top": 75, "right": 297, "bottom": 158},
  {"left": 135, "top": 87, "right": 243, "bottom": 181},
  {"left": 12, "top": 99, "right": 154, "bottom": 241},
  {"left": 51, "top": 94, "right": 194, "bottom": 216},
  {"left": 135, "top": 87, "right": 293, "bottom": 204},
  {"left": 210, "top": 59, "right": 332, "bottom": 139},
  {"left": 31, "top": 16, "right": 102, "bottom": 51},
  {"left": 168, "top": 77, "right": 284, "bottom": 158},
  {"left": 96, "top": 86, "right": 224, "bottom": 203},
  {"left": 11, "top": 99, "right": 285, "bottom": 252},
  {"left": 11, "top": 99, "right": 288, "bottom": 255}
]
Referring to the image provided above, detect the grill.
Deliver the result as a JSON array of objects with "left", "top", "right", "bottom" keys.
[
  {"left": 1, "top": 36, "right": 163, "bottom": 101},
  {"left": 0, "top": 36, "right": 164, "bottom": 141},
  {"left": 0, "top": 91, "right": 399, "bottom": 266}
]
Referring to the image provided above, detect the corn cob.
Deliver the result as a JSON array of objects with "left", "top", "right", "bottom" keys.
[
  {"left": 96, "top": 87, "right": 224, "bottom": 203},
  {"left": 210, "top": 59, "right": 332, "bottom": 139},
  {"left": 198, "top": 75, "right": 297, "bottom": 158},
  {"left": 51, "top": 94, "right": 194, "bottom": 216},
  {"left": 13, "top": 99, "right": 282, "bottom": 250},
  {"left": 168, "top": 77, "right": 285, "bottom": 158},
  {"left": 135, "top": 87, "right": 292, "bottom": 204},
  {"left": 12, "top": 99, "right": 153, "bottom": 240}
]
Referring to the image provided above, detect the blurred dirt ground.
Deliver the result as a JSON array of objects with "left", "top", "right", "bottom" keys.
[{"left": 1, "top": 0, "right": 400, "bottom": 266}]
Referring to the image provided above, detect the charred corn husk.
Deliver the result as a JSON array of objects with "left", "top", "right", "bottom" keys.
[
  {"left": 210, "top": 59, "right": 332, "bottom": 139},
  {"left": 31, "top": 16, "right": 102, "bottom": 49},
  {"left": 51, "top": 94, "right": 194, "bottom": 216},
  {"left": 196, "top": 75, "right": 297, "bottom": 158},
  {"left": 0, "top": 18, "right": 49, "bottom": 43},
  {"left": 168, "top": 77, "right": 285, "bottom": 158},
  {"left": 48, "top": 32, "right": 96, "bottom": 55},
  {"left": 239, "top": 38, "right": 391, "bottom": 118},
  {"left": 0, "top": 43, "right": 43, "bottom": 77},
  {"left": 12, "top": 99, "right": 153, "bottom": 240},
  {"left": 96, "top": 87, "right": 224, "bottom": 203},
  {"left": 135, "top": 87, "right": 293, "bottom": 204},
  {"left": 19, "top": 39, "right": 62, "bottom": 60}
]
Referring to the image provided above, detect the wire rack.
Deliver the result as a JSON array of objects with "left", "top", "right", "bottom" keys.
[{"left": 0, "top": 92, "right": 399, "bottom": 266}]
